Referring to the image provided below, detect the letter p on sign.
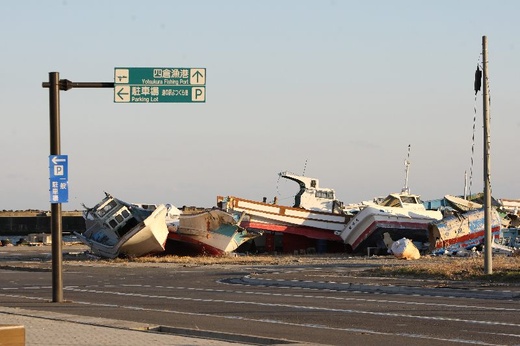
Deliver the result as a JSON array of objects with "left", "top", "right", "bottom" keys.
[
  {"left": 54, "top": 165, "right": 64, "bottom": 176},
  {"left": 192, "top": 87, "right": 205, "bottom": 102}
]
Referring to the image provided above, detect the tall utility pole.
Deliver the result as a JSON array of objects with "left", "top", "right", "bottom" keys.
[{"left": 482, "top": 36, "right": 492, "bottom": 274}]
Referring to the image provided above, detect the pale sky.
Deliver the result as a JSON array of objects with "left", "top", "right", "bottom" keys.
[{"left": 1, "top": 1, "right": 519, "bottom": 211}]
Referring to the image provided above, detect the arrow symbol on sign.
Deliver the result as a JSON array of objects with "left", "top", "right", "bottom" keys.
[
  {"left": 117, "top": 87, "right": 129, "bottom": 100},
  {"left": 192, "top": 70, "right": 204, "bottom": 83},
  {"left": 52, "top": 157, "right": 66, "bottom": 165}
]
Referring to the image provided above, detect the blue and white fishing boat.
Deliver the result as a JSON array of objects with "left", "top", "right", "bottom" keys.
[{"left": 428, "top": 207, "right": 502, "bottom": 253}]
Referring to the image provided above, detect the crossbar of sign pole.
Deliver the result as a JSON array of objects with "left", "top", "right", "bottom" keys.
[{"left": 113, "top": 67, "right": 206, "bottom": 103}]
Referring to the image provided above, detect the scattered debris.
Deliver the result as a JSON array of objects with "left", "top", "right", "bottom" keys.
[{"left": 391, "top": 238, "right": 420, "bottom": 260}]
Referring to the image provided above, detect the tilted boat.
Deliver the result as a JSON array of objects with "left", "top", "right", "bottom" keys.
[
  {"left": 428, "top": 207, "right": 502, "bottom": 253},
  {"left": 75, "top": 193, "right": 169, "bottom": 259},
  {"left": 445, "top": 194, "right": 510, "bottom": 229},
  {"left": 218, "top": 171, "right": 353, "bottom": 246},
  {"left": 336, "top": 191, "right": 443, "bottom": 253},
  {"left": 498, "top": 198, "right": 520, "bottom": 228},
  {"left": 336, "top": 153, "right": 443, "bottom": 253},
  {"left": 167, "top": 208, "right": 261, "bottom": 255},
  {"left": 444, "top": 194, "right": 482, "bottom": 212}
]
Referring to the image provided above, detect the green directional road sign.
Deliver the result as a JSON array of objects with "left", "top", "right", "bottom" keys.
[{"left": 114, "top": 67, "right": 206, "bottom": 103}]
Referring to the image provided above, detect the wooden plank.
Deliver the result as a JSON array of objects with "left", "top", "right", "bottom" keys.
[{"left": 0, "top": 325, "right": 25, "bottom": 346}]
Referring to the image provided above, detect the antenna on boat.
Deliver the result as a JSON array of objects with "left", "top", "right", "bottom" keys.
[
  {"left": 402, "top": 144, "right": 411, "bottom": 194},
  {"left": 302, "top": 159, "right": 308, "bottom": 176}
]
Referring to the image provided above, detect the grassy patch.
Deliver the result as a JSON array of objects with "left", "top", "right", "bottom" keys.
[
  {"left": 109, "top": 253, "right": 305, "bottom": 266},
  {"left": 369, "top": 256, "right": 520, "bottom": 282}
]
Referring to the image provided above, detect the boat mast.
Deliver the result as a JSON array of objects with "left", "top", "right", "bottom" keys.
[{"left": 402, "top": 144, "right": 411, "bottom": 194}]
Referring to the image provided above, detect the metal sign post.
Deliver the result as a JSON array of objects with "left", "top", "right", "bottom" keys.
[
  {"left": 42, "top": 75, "right": 114, "bottom": 302},
  {"left": 42, "top": 67, "right": 206, "bottom": 302},
  {"left": 48, "top": 72, "right": 63, "bottom": 302}
]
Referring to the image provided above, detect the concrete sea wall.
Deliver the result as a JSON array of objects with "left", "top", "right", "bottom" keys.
[{"left": 0, "top": 211, "right": 85, "bottom": 235}]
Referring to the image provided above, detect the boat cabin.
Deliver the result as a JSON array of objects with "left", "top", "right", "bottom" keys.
[
  {"left": 92, "top": 197, "right": 140, "bottom": 238},
  {"left": 280, "top": 171, "right": 343, "bottom": 213},
  {"left": 379, "top": 193, "right": 426, "bottom": 211}
]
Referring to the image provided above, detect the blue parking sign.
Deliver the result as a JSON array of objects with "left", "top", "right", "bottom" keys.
[{"left": 49, "top": 155, "right": 68, "bottom": 203}]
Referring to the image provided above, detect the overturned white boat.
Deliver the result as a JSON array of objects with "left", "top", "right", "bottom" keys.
[
  {"left": 444, "top": 194, "right": 482, "bottom": 212},
  {"left": 167, "top": 208, "right": 261, "bottom": 255},
  {"left": 75, "top": 193, "right": 169, "bottom": 259},
  {"left": 337, "top": 191, "right": 443, "bottom": 253},
  {"left": 336, "top": 153, "right": 443, "bottom": 253}
]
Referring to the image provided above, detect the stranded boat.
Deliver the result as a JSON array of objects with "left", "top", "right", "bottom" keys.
[
  {"left": 336, "top": 152, "right": 443, "bottom": 253},
  {"left": 167, "top": 208, "right": 261, "bottom": 255},
  {"left": 336, "top": 191, "right": 443, "bottom": 253},
  {"left": 218, "top": 171, "right": 353, "bottom": 253},
  {"left": 75, "top": 193, "right": 169, "bottom": 259},
  {"left": 428, "top": 207, "right": 502, "bottom": 253}
]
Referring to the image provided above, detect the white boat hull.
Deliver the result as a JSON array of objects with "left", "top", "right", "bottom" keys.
[
  {"left": 168, "top": 209, "right": 260, "bottom": 255},
  {"left": 220, "top": 196, "right": 350, "bottom": 235},
  {"left": 119, "top": 205, "right": 169, "bottom": 257},
  {"left": 77, "top": 204, "right": 169, "bottom": 259},
  {"left": 339, "top": 205, "right": 442, "bottom": 252},
  {"left": 169, "top": 224, "right": 257, "bottom": 255}
]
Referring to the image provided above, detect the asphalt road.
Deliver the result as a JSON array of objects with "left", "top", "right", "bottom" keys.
[{"left": 1, "top": 246, "right": 519, "bottom": 345}]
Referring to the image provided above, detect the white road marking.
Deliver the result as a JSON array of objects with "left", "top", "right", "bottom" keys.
[
  {"left": 55, "top": 286, "right": 520, "bottom": 328},
  {"left": 2, "top": 284, "right": 518, "bottom": 313},
  {"left": 0, "top": 287, "right": 515, "bottom": 345}
]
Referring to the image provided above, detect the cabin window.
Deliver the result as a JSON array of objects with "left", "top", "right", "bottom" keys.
[
  {"left": 108, "top": 219, "right": 118, "bottom": 229},
  {"left": 315, "top": 190, "right": 334, "bottom": 200},
  {"left": 401, "top": 196, "right": 417, "bottom": 204},
  {"left": 122, "top": 209, "right": 130, "bottom": 218},
  {"left": 382, "top": 196, "right": 401, "bottom": 208},
  {"left": 115, "top": 214, "right": 124, "bottom": 223},
  {"left": 97, "top": 200, "right": 117, "bottom": 217}
]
